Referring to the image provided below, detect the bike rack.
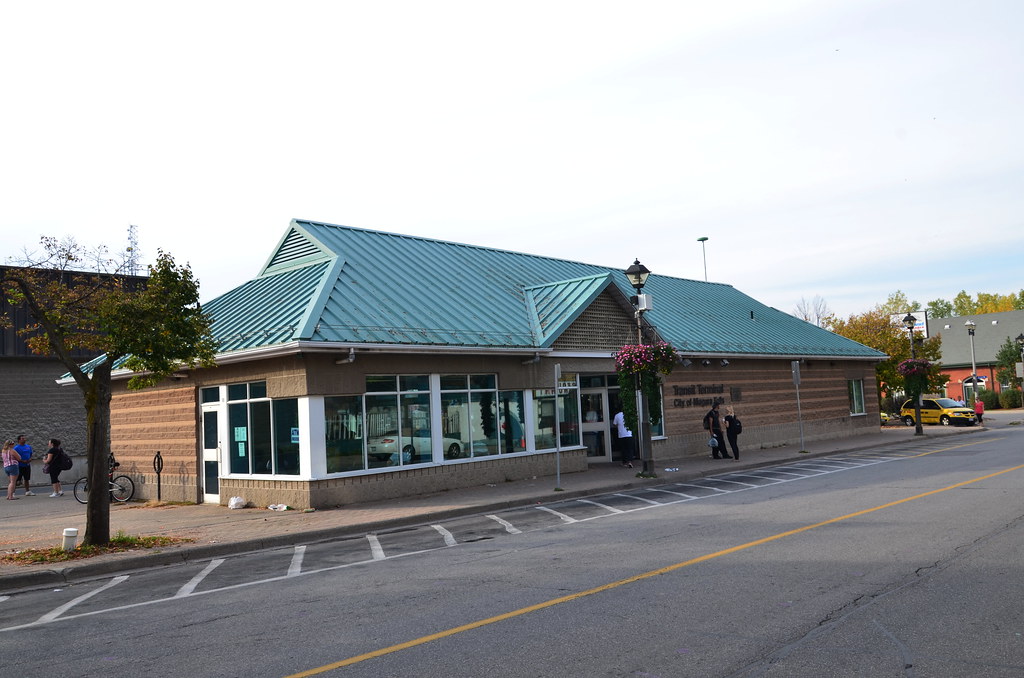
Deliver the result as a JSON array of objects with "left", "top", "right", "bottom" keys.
[{"left": 153, "top": 450, "right": 164, "bottom": 501}]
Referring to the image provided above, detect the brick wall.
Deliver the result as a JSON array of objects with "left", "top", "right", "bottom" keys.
[
  {"left": 658, "top": 357, "right": 879, "bottom": 458},
  {"left": 110, "top": 384, "right": 199, "bottom": 503}
]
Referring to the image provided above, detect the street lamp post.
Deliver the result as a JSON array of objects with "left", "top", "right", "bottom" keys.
[
  {"left": 696, "top": 237, "right": 708, "bottom": 282},
  {"left": 624, "top": 258, "right": 654, "bottom": 476},
  {"left": 965, "top": 320, "right": 978, "bottom": 403},
  {"left": 902, "top": 313, "right": 924, "bottom": 436}
]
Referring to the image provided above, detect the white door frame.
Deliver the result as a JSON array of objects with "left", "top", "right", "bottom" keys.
[{"left": 201, "top": 404, "right": 223, "bottom": 504}]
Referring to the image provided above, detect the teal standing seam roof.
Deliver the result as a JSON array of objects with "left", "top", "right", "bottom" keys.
[{"left": 200, "top": 219, "right": 884, "bottom": 360}]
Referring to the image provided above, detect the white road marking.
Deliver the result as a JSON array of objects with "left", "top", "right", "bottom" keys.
[
  {"left": 288, "top": 545, "right": 306, "bottom": 576},
  {"left": 535, "top": 506, "right": 577, "bottom": 523},
  {"left": 486, "top": 514, "right": 522, "bottom": 534},
  {"left": 175, "top": 559, "right": 225, "bottom": 597},
  {"left": 647, "top": 488, "right": 698, "bottom": 499},
  {"left": 432, "top": 524, "right": 457, "bottom": 547},
  {"left": 614, "top": 492, "right": 662, "bottom": 505},
  {"left": 367, "top": 534, "right": 386, "bottom": 560},
  {"left": 36, "top": 575, "right": 129, "bottom": 623},
  {"left": 578, "top": 499, "right": 624, "bottom": 514}
]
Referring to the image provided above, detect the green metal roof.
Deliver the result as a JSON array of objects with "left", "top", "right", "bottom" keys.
[{"left": 202, "top": 219, "right": 884, "bottom": 360}]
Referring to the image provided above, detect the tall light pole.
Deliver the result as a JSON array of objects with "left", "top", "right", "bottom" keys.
[
  {"left": 624, "top": 258, "right": 653, "bottom": 476},
  {"left": 696, "top": 237, "right": 708, "bottom": 281},
  {"left": 965, "top": 320, "right": 978, "bottom": 402},
  {"left": 902, "top": 313, "right": 924, "bottom": 436}
]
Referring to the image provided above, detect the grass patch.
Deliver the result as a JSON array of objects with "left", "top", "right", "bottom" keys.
[{"left": 1, "top": 531, "right": 194, "bottom": 565}]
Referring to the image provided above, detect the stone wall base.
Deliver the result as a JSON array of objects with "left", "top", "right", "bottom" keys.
[{"left": 216, "top": 448, "right": 589, "bottom": 510}]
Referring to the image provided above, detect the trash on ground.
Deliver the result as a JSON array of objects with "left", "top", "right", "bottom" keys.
[
  {"left": 227, "top": 496, "right": 247, "bottom": 509},
  {"left": 268, "top": 504, "right": 291, "bottom": 511}
]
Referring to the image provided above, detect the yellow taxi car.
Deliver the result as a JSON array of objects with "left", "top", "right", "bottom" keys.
[{"left": 900, "top": 398, "right": 976, "bottom": 427}]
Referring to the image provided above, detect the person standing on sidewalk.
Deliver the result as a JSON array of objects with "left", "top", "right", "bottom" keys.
[
  {"left": 703, "top": 403, "right": 731, "bottom": 459},
  {"left": 4, "top": 440, "right": 21, "bottom": 500},
  {"left": 613, "top": 408, "right": 635, "bottom": 468},
  {"left": 43, "top": 439, "right": 65, "bottom": 497},
  {"left": 14, "top": 435, "right": 34, "bottom": 496},
  {"left": 974, "top": 398, "right": 984, "bottom": 424},
  {"left": 724, "top": 406, "right": 742, "bottom": 460}
]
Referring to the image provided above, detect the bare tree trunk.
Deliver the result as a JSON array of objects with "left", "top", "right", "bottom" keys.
[{"left": 83, "top": 362, "right": 112, "bottom": 546}]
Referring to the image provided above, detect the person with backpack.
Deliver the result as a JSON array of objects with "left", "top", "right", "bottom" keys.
[
  {"left": 703, "top": 403, "right": 730, "bottom": 459},
  {"left": 3, "top": 440, "right": 21, "bottom": 500},
  {"left": 43, "top": 438, "right": 67, "bottom": 497},
  {"left": 724, "top": 406, "right": 742, "bottom": 460}
]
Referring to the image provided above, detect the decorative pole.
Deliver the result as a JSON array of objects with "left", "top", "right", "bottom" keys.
[
  {"left": 624, "top": 259, "right": 652, "bottom": 476},
  {"left": 902, "top": 313, "right": 924, "bottom": 436}
]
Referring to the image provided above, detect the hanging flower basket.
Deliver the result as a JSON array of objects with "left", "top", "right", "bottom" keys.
[
  {"left": 614, "top": 342, "right": 679, "bottom": 431},
  {"left": 897, "top": 358, "right": 931, "bottom": 378},
  {"left": 614, "top": 342, "right": 679, "bottom": 376}
]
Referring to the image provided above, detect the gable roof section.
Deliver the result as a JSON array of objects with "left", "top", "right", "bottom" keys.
[
  {"left": 524, "top": 274, "right": 614, "bottom": 348},
  {"left": 202, "top": 219, "right": 884, "bottom": 360}
]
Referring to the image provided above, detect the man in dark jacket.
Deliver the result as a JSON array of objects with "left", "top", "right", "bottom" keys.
[{"left": 703, "top": 404, "right": 731, "bottom": 459}]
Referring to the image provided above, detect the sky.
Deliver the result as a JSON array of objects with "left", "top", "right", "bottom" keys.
[{"left": 2, "top": 0, "right": 1022, "bottom": 320}]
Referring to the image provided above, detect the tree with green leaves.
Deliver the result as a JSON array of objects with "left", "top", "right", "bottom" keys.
[
  {"left": 824, "top": 308, "right": 946, "bottom": 403},
  {"left": 994, "top": 337, "right": 1023, "bottom": 393},
  {"left": 877, "top": 290, "right": 920, "bottom": 316},
  {"left": 926, "top": 298, "right": 954, "bottom": 319},
  {"left": 951, "top": 291, "right": 977, "bottom": 316},
  {"left": 1, "top": 237, "right": 216, "bottom": 545}
]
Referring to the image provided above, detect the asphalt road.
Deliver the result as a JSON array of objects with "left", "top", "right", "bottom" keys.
[{"left": 2, "top": 427, "right": 1022, "bottom": 677}]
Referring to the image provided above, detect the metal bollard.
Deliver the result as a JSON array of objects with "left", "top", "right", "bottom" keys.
[{"left": 62, "top": 527, "right": 78, "bottom": 551}]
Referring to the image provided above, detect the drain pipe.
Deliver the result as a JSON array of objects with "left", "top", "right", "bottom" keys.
[
  {"left": 521, "top": 352, "right": 541, "bottom": 365},
  {"left": 335, "top": 348, "right": 356, "bottom": 365}
]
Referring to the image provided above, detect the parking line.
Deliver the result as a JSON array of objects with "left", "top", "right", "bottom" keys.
[
  {"left": 486, "top": 514, "right": 522, "bottom": 534},
  {"left": 288, "top": 546, "right": 307, "bottom": 577},
  {"left": 432, "top": 525, "right": 458, "bottom": 547},
  {"left": 578, "top": 499, "right": 625, "bottom": 514},
  {"left": 535, "top": 506, "right": 577, "bottom": 523},
  {"left": 367, "top": 534, "right": 386, "bottom": 560},
  {"left": 175, "top": 559, "right": 224, "bottom": 597},
  {"left": 36, "top": 575, "right": 129, "bottom": 624}
]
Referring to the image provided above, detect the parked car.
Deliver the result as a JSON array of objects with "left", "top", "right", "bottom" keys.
[
  {"left": 880, "top": 412, "right": 893, "bottom": 425},
  {"left": 899, "top": 398, "right": 976, "bottom": 427},
  {"left": 367, "top": 430, "right": 464, "bottom": 465}
]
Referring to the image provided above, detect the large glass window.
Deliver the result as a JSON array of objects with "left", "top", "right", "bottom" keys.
[
  {"left": 325, "top": 396, "right": 364, "bottom": 473},
  {"left": 226, "top": 381, "right": 299, "bottom": 476},
  {"left": 440, "top": 374, "right": 499, "bottom": 458},
  {"left": 498, "top": 390, "right": 526, "bottom": 454},
  {"left": 532, "top": 381, "right": 580, "bottom": 450},
  {"left": 364, "top": 376, "right": 432, "bottom": 467}
]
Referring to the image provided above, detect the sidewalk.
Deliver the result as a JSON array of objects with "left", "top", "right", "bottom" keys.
[{"left": 2, "top": 415, "right": 1012, "bottom": 593}]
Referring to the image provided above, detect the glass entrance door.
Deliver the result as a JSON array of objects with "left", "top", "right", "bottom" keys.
[
  {"left": 581, "top": 390, "right": 610, "bottom": 461},
  {"left": 201, "top": 407, "right": 221, "bottom": 504}
]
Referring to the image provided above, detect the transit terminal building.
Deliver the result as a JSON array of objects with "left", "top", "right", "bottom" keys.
[{"left": 101, "top": 220, "right": 885, "bottom": 508}]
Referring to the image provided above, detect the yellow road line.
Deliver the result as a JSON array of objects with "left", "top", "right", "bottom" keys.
[
  {"left": 908, "top": 436, "right": 1005, "bottom": 458},
  {"left": 286, "top": 459, "right": 1023, "bottom": 677}
]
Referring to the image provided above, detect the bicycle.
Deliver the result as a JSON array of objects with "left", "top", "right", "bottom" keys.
[{"left": 73, "top": 456, "right": 135, "bottom": 504}]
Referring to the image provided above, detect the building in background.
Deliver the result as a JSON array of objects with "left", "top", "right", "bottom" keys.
[{"left": 928, "top": 310, "right": 1024, "bottom": 402}]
